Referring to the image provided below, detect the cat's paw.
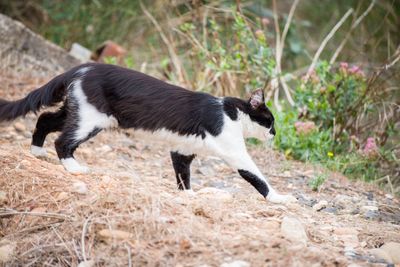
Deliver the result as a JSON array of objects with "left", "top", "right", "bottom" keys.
[
  {"left": 183, "top": 189, "right": 196, "bottom": 196},
  {"left": 31, "top": 146, "right": 47, "bottom": 157},
  {"left": 61, "top": 158, "right": 90, "bottom": 174},
  {"left": 267, "top": 193, "right": 298, "bottom": 204}
]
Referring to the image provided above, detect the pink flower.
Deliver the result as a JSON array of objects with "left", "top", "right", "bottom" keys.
[
  {"left": 348, "top": 65, "right": 365, "bottom": 78},
  {"left": 340, "top": 62, "right": 349, "bottom": 69},
  {"left": 362, "top": 137, "right": 379, "bottom": 158},
  {"left": 348, "top": 65, "right": 360, "bottom": 74},
  {"left": 261, "top": 18, "right": 270, "bottom": 26},
  {"left": 294, "top": 121, "right": 316, "bottom": 135}
]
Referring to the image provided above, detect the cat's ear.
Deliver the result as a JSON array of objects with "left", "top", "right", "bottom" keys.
[{"left": 249, "top": 89, "right": 265, "bottom": 109}]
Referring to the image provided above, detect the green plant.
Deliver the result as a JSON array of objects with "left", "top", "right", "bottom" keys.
[
  {"left": 308, "top": 174, "right": 327, "bottom": 191},
  {"left": 102, "top": 55, "right": 135, "bottom": 69},
  {"left": 175, "top": 10, "right": 275, "bottom": 95},
  {"left": 273, "top": 107, "right": 334, "bottom": 163},
  {"left": 296, "top": 61, "right": 369, "bottom": 146}
]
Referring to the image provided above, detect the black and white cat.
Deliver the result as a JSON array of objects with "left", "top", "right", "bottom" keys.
[{"left": 0, "top": 63, "right": 296, "bottom": 204}]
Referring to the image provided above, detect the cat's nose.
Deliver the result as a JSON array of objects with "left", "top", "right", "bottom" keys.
[{"left": 269, "top": 127, "right": 276, "bottom": 136}]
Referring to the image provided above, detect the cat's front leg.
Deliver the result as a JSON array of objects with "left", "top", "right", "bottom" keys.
[
  {"left": 170, "top": 151, "right": 195, "bottom": 190},
  {"left": 220, "top": 150, "right": 297, "bottom": 204}
]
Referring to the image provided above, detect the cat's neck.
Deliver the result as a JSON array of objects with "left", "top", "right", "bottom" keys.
[{"left": 222, "top": 96, "right": 251, "bottom": 116}]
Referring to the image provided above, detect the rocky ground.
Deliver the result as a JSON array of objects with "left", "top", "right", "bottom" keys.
[{"left": 0, "top": 71, "right": 400, "bottom": 267}]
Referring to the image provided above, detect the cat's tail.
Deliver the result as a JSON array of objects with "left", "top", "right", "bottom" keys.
[{"left": 0, "top": 73, "right": 67, "bottom": 122}]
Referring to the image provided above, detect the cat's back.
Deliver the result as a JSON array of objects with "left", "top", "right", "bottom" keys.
[{"left": 76, "top": 63, "right": 223, "bottom": 136}]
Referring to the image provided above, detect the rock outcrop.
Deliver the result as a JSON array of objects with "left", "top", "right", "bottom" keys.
[{"left": 0, "top": 13, "right": 81, "bottom": 76}]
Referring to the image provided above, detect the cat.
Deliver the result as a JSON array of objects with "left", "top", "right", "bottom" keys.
[{"left": 0, "top": 63, "right": 296, "bottom": 204}]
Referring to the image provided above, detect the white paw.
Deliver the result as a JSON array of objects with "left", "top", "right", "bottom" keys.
[
  {"left": 183, "top": 189, "right": 196, "bottom": 196},
  {"left": 267, "top": 193, "right": 298, "bottom": 204},
  {"left": 61, "top": 158, "right": 90, "bottom": 174},
  {"left": 31, "top": 145, "right": 47, "bottom": 157}
]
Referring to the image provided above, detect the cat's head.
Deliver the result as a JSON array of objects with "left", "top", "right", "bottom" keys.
[{"left": 241, "top": 89, "right": 276, "bottom": 141}]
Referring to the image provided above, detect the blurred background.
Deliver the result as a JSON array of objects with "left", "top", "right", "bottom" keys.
[{"left": 1, "top": 0, "right": 399, "bottom": 194}]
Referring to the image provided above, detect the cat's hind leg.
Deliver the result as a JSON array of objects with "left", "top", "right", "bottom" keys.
[
  {"left": 170, "top": 151, "right": 195, "bottom": 190},
  {"left": 55, "top": 126, "right": 102, "bottom": 174},
  {"left": 31, "top": 108, "right": 66, "bottom": 157},
  {"left": 55, "top": 78, "right": 117, "bottom": 174}
]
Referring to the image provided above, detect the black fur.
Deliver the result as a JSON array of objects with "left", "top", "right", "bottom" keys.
[
  {"left": 32, "top": 108, "right": 66, "bottom": 147},
  {"left": 0, "top": 74, "right": 66, "bottom": 121},
  {"left": 170, "top": 152, "right": 195, "bottom": 190},
  {"left": 238, "top": 169, "right": 269, "bottom": 197},
  {"left": 79, "top": 64, "right": 225, "bottom": 138},
  {"left": 224, "top": 97, "right": 275, "bottom": 134}
]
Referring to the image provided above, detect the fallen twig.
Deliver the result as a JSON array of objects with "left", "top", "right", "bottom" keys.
[
  {"left": 81, "top": 215, "right": 93, "bottom": 262},
  {"left": 0, "top": 209, "right": 73, "bottom": 221}
]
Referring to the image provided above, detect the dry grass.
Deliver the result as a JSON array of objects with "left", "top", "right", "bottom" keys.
[{"left": 0, "top": 146, "right": 325, "bottom": 266}]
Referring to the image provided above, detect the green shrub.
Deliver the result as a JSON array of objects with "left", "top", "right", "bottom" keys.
[
  {"left": 273, "top": 107, "right": 334, "bottom": 163},
  {"left": 176, "top": 11, "right": 275, "bottom": 95},
  {"left": 308, "top": 174, "right": 327, "bottom": 191},
  {"left": 295, "top": 61, "right": 369, "bottom": 147}
]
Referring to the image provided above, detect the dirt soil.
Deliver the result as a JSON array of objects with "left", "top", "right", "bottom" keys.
[{"left": 0, "top": 71, "right": 399, "bottom": 267}]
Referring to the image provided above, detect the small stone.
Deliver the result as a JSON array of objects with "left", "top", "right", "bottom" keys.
[
  {"left": 361, "top": 205, "right": 378, "bottom": 212},
  {"left": 364, "top": 210, "right": 379, "bottom": 220},
  {"left": 77, "top": 260, "right": 95, "bottom": 267},
  {"left": 220, "top": 260, "right": 250, "bottom": 267},
  {"left": 13, "top": 122, "right": 26, "bottom": 132},
  {"left": 263, "top": 220, "right": 280, "bottom": 231},
  {"left": 312, "top": 200, "right": 328, "bottom": 211},
  {"left": 97, "top": 229, "right": 132, "bottom": 240},
  {"left": 381, "top": 242, "right": 400, "bottom": 264},
  {"left": 334, "top": 228, "right": 359, "bottom": 248},
  {"left": 385, "top": 194, "right": 393, "bottom": 200},
  {"left": 350, "top": 208, "right": 360, "bottom": 215},
  {"left": 23, "top": 131, "right": 32, "bottom": 138},
  {"left": 98, "top": 145, "right": 112, "bottom": 153},
  {"left": 333, "top": 194, "right": 353, "bottom": 207},
  {"left": 334, "top": 227, "right": 358, "bottom": 236},
  {"left": 19, "top": 159, "right": 31, "bottom": 169},
  {"left": 0, "top": 191, "right": 7, "bottom": 205},
  {"left": 0, "top": 241, "right": 16, "bottom": 263},
  {"left": 296, "top": 194, "right": 317, "bottom": 207},
  {"left": 340, "top": 235, "right": 360, "bottom": 248},
  {"left": 281, "top": 217, "right": 308, "bottom": 245},
  {"left": 322, "top": 207, "right": 337, "bottom": 214},
  {"left": 344, "top": 246, "right": 357, "bottom": 258},
  {"left": 56, "top": 192, "right": 69, "bottom": 201},
  {"left": 197, "top": 187, "right": 233, "bottom": 202},
  {"left": 158, "top": 216, "right": 176, "bottom": 224},
  {"left": 233, "top": 212, "right": 252, "bottom": 219},
  {"left": 72, "top": 181, "right": 88, "bottom": 194},
  {"left": 369, "top": 248, "right": 392, "bottom": 263},
  {"left": 197, "top": 166, "right": 215, "bottom": 176}
]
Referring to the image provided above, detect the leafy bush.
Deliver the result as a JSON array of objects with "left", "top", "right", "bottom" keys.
[
  {"left": 175, "top": 11, "right": 275, "bottom": 95},
  {"left": 296, "top": 61, "right": 368, "bottom": 146},
  {"left": 273, "top": 61, "right": 398, "bottom": 189},
  {"left": 273, "top": 107, "right": 334, "bottom": 162}
]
